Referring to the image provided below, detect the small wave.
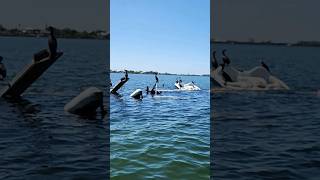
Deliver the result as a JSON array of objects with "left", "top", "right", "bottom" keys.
[{"left": 152, "top": 95, "right": 180, "bottom": 99}]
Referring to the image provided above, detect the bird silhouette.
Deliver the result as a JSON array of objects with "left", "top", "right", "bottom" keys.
[
  {"left": 222, "top": 49, "right": 231, "bottom": 65},
  {"left": 261, "top": 61, "right": 271, "bottom": 72},
  {"left": 212, "top": 51, "right": 218, "bottom": 69},
  {"left": 48, "top": 26, "right": 57, "bottom": 58}
]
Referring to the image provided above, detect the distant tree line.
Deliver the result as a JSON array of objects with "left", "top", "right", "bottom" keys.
[
  {"left": 0, "top": 24, "right": 109, "bottom": 40},
  {"left": 111, "top": 70, "right": 159, "bottom": 74},
  {"left": 211, "top": 38, "right": 320, "bottom": 47},
  {"left": 110, "top": 69, "right": 209, "bottom": 76},
  {"left": 293, "top": 41, "right": 320, "bottom": 47}
]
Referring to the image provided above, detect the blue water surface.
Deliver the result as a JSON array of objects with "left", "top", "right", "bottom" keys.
[
  {"left": 211, "top": 43, "right": 320, "bottom": 180},
  {"left": 0, "top": 37, "right": 109, "bottom": 179},
  {"left": 110, "top": 73, "right": 210, "bottom": 179}
]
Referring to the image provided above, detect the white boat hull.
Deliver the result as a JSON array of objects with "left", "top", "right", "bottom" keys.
[
  {"left": 64, "top": 87, "right": 103, "bottom": 115},
  {"left": 174, "top": 82, "right": 201, "bottom": 91},
  {"left": 130, "top": 89, "right": 143, "bottom": 99},
  {"left": 212, "top": 65, "right": 289, "bottom": 90}
]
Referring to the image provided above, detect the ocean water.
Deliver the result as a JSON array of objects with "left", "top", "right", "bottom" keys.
[
  {"left": 0, "top": 37, "right": 109, "bottom": 179},
  {"left": 110, "top": 73, "right": 210, "bottom": 179},
  {"left": 211, "top": 43, "right": 320, "bottom": 179}
]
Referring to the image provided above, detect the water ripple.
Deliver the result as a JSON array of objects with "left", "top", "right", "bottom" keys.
[
  {"left": 111, "top": 73, "right": 209, "bottom": 179},
  {"left": 211, "top": 44, "right": 320, "bottom": 180}
]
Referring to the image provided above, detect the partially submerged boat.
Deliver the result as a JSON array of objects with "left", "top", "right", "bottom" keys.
[
  {"left": 174, "top": 81, "right": 201, "bottom": 91},
  {"left": 212, "top": 64, "right": 289, "bottom": 90},
  {"left": 0, "top": 52, "right": 63, "bottom": 98},
  {"left": 64, "top": 87, "right": 104, "bottom": 115},
  {"left": 110, "top": 70, "right": 129, "bottom": 94},
  {"left": 130, "top": 89, "right": 143, "bottom": 99}
]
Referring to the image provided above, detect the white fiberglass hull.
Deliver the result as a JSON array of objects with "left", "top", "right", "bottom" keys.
[
  {"left": 174, "top": 82, "right": 201, "bottom": 91},
  {"left": 212, "top": 65, "right": 289, "bottom": 90}
]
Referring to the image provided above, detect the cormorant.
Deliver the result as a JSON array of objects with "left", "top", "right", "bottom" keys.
[
  {"left": 212, "top": 51, "right": 218, "bottom": 69},
  {"left": 155, "top": 73, "right": 159, "bottom": 83},
  {"left": 150, "top": 83, "right": 157, "bottom": 95},
  {"left": 121, "top": 70, "right": 128, "bottom": 81},
  {"left": 47, "top": 26, "right": 57, "bottom": 58},
  {"left": 125, "top": 70, "right": 128, "bottom": 79},
  {"left": 261, "top": 61, "right": 271, "bottom": 72},
  {"left": 222, "top": 49, "right": 231, "bottom": 65},
  {"left": 220, "top": 63, "right": 232, "bottom": 82},
  {"left": 0, "top": 56, "right": 7, "bottom": 80}
]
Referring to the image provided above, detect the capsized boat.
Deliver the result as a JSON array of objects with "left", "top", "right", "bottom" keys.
[
  {"left": 212, "top": 64, "right": 289, "bottom": 90},
  {"left": 130, "top": 89, "right": 143, "bottom": 99},
  {"left": 64, "top": 87, "right": 103, "bottom": 115},
  {"left": 174, "top": 81, "right": 201, "bottom": 91}
]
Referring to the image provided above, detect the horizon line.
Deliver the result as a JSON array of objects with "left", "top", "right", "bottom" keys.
[{"left": 110, "top": 69, "right": 209, "bottom": 76}]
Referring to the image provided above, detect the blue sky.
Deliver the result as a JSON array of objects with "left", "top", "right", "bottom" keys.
[{"left": 111, "top": 0, "right": 210, "bottom": 75}]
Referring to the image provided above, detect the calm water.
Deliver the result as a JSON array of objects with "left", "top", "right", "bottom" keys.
[
  {"left": 110, "top": 73, "right": 210, "bottom": 179},
  {"left": 211, "top": 43, "right": 320, "bottom": 179},
  {"left": 0, "top": 37, "right": 109, "bottom": 179}
]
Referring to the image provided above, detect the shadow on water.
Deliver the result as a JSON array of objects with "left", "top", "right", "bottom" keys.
[
  {"left": 69, "top": 110, "right": 107, "bottom": 122},
  {"left": 2, "top": 96, "right": 41, "bottom": 120},
  {"left": 110, "top": 92, "right": 122, "bottom": 98}
]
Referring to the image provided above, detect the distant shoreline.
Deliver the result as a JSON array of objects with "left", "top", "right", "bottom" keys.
[
  {"left": 110, "top": 70, "right": 209, "bottom": 77},
  {"left": 211, "top": 40, "right": 320, "bottom": 47},
  {"left": 0, "top": 25, "right": 109, "bottom": 40},
  {"left": 0, "top": 35, "right": 108, "bottom": 41}
]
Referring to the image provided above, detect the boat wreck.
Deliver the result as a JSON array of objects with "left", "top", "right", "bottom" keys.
[
  {"left": 174, "top": 81, "right": 201, "bottom": 91},
  {"left": 64, "top": 87, "right": 104, "bottom": 115},
  {"left": 110, "top": 70, "right": 129, "bottom": 94},
  {"left": 211, "top": 50, "right": 289, "bottom": 91},
  {"left": 0, "top": 52, "right": 63, "bottom": 98},
  {"left": 211, "top": 63, "right": 289, "bottom": 90}
]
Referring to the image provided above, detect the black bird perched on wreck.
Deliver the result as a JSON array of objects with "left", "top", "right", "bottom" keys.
[
  {"left": 155, "top": 73, "right": 159, "bottom": 83},
  {"left": 47, "top": 26, "right": 57, "bottom": 58},
  {"left": 125, "top": 70, "right": 128, "bottom": 79},
  {"left": 0, "top": 56, "right": 7, "bottom": 80},
  {"left": 222, "top": 49, "right": 231, "bottom": 65},
  {"left": 219, "top": 50, "right": 233, "bottom": 83},
  {"left": 261, "top": 61, "right": 271, "bottom": 72},
  {"left": 121, "top": 70, "right": 128, "bottom": 81},
  {"left": 212, "top": 51, "right": 218, "bottom": 69}
]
